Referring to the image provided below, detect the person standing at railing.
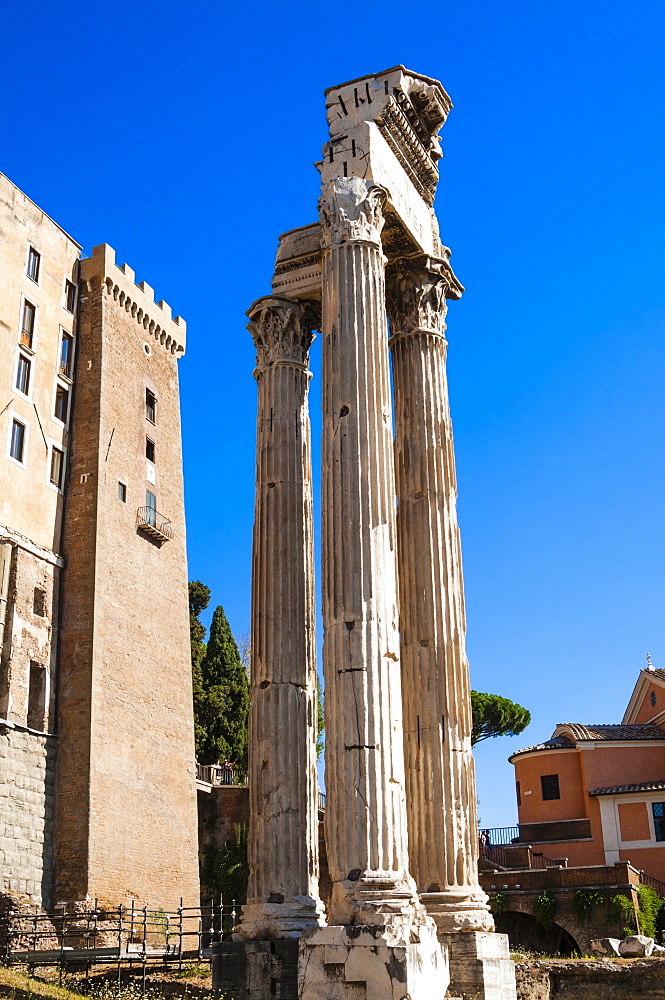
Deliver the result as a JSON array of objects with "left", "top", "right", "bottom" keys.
[{"left": 222, "top": 760, "right": 234, "bottom": 786}]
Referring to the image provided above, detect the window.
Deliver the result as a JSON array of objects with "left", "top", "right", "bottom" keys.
[
  {"left": 651, "top": 691, "right": 657, "bottom": 708},
  {"left": 653, "top": 803, "right": 665, "bottom": 842},
  {"left": 146, "top": 388, "right": 156, "bottom": 423},
  {"left": 516, "top": 781, "right": 521, "bottom": 807},
  {"left": 21, "top": 300, "right": 36, "bottom": 348},
  {"left": 9, "top": 419, "right": 26, "bottom": 463},
  {"left": 118, "top": 481, "right": 127, "bottom": 503},
  {"left": 146, "top": 437, "right": 155, "bottom": 463},
  {"left": 146, "top": 490, "right": 157, "bottom": 526},
  {"left": 27, "top": 661, "right": 46, "bottom": 730},
  {"left": 54, "top": 383, "right": 69, "bottom": 423},
  {"left": 15, "top": 354, "right": 31, "bottom": 396},
  {"left": 64, "top": 279, "right": 76, "bottom": 313},
  {"left": 49, "top": 446, "right": 64, "bottom": 489},
  {"left": 541, "top": 774, "right": 560, "bottom": 801},
  {"left": 60, "top": 332, "right": 73, "bottom": 378},
  {"left": 33, "top": 588, "right": 46, "bottom": 617},
  {"left": 27, "top": 247, "right": 41, "bottom": 283}
]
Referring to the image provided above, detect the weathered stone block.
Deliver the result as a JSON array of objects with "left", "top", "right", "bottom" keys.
[
  {"left": 298, "top": 924, "right": 449, "bottom": 1000},
  {"left": 441, "top": 931, "right": 516, "bottom": 1000},
  {"left": 619, "top": 934, "right": 655, "bottom": 957},
  {"left": 591, "top": 937, "right": 622, "bottom": 957}
]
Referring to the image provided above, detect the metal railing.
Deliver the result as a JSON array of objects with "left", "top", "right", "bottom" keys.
[
  {"left": 59, "top": 360, "right": 72, "bottom": 379},
  {"left": 479, "top": 843, "right": 511, "bottom": 868},
  {"left": 640, "top": 871, "right": 665, "bottom": 899},
  {"left": 529, "top": 851, "right": 562, "bottom": 870},
  {"left": 136, "top": 507, "right": 173, "bottom": 542},
  {"left": 20, "top": 330, "right": 33, "bottom": 349},
  {"left": 478, "top": 826, "right": 520, "bottom": 846},
  {"left": 479, "top": 842, "right": 561, "bottom": 870},
  {"left": 4, "top": 898, "right": 239, "bottom": 989},
  {"left": 196, "top": 762, "right": 247, "bottom": 786}
]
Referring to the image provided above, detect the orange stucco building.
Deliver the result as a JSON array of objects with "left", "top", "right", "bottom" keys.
[{"left": 509, "top": 667, "right": 665, "bottom": 882}]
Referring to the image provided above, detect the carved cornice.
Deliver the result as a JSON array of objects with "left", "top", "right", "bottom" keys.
[
  {"left": 319, "top": 178, "right": 387, "bottom": 249},
  {"left": 376, "top": 95, "right": 440, "bottom": 206},
  {"left": 386, "top": 253, "right": 463, "bottom": 340},
  {"left": 247, "top": 296, "right": 319, "bottom": 372}
]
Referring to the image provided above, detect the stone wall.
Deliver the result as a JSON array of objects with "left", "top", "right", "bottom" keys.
[
  {"left": 515, "top": 958, "right": 665, "bottom": 1000},
  {"left": 0, "top": 726, "right": 55, "bottom": 904}
]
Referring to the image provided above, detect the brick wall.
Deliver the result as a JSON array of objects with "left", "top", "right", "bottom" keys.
[{"left": 56, "top": 247, "right": 199, "bottom": 910}]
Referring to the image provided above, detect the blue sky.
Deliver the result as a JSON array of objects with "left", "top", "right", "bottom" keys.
[{"left": 4, "top": 0, "right": 664, "bottom": 826}]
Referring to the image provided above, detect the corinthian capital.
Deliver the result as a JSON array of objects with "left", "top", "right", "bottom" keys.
[
  {"left": 386, "top": 253, "right": 463, "bottom": 339},
  {"left": 318, "top": 177, "right": 387, "bottom": 249},
  {"left": 247, "top": 296, "right": 319, "bottom": 371}
]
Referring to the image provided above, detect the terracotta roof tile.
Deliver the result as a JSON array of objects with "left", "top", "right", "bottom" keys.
[
  {"left": 554, "top": 723, "right": 665, "bottom": 741},
  {"left": 589, "top": 780, "right": 665, "bottom": 796},
  {"left": 508, "top": 737, "right": 575, "bottom": 761}
]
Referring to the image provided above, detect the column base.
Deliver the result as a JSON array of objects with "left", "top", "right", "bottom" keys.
[
  {"left": 235, "top": 896, "right": 326, "bottom": 941},
  {"left": 212, "top": 940, "right": 299, "bottom": 1000},
  {"left": 440, "top": 931, "right": 516, "bottom": 1000},
  {"left": 298, "top": 923, "right": 449, "bottom": 1000},
  {"left": 421, "top": 889, "right": 495, "bottom": 933}
]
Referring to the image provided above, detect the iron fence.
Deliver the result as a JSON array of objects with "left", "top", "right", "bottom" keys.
[{"left": 3, "top": 897, "right": 240, "bottom": 989}]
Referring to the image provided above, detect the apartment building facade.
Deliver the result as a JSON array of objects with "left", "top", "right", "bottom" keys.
[
  {"left": 509, "top": 665, "right": 665, "bottom": 882},
  {"left": 0, "top": 174, "right": 199, "bottom": 911}
]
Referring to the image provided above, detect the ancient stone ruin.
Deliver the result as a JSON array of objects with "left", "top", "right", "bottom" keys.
[{"left": 214, "top": 66, "right": 517, "bottom": 1000}]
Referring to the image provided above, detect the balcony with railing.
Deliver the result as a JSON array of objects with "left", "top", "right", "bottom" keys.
[
  {"left": 136, "top": 506, "right": 173, "bottom": 543},
  {"left": 196, "top": 762, "right": 247, "bottom": 787}
]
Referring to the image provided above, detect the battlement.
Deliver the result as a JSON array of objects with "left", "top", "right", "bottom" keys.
[{"left": 80, "top": 244, "right": 186, "bottom": 355}]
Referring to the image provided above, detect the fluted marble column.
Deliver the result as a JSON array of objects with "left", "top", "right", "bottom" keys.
[
  {"left": 387, "top": 255, "right": 494, "bottom": 934},
  {"left": 319, "top": 177, "right": 423, "bottom": 933},
  {"left": 236, "top": 296, "right": 325, "bottom": 940}
]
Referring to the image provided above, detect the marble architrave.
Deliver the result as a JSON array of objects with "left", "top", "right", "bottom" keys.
[{"left": 236, "top": 296, "right": 325, "bottom": 942}]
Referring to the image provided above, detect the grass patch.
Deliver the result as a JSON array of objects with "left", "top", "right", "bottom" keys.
[{"left": 0, "top": 967, "right": 89, "bottom": 1000}]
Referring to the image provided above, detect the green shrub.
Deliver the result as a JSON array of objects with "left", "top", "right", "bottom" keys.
[
  {"left": 202, "top": 822, "right": 248, "bottom": 909},
  {"left": 534, "top": 890, "right": 557, "bottom": 930},
  {"left": 637, "top": 885, "right": 664, "bottom": 939},
  {"left": 488, "top": 893, "right": 506, "bottom": 915},
  {"left": 608, "top": 893, "right": 637, "bottom": 930},
  {"left": 572, "top": 889, "right": 605, "bottom": 923}
]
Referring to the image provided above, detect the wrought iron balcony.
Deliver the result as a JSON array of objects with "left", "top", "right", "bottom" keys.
[{"left": 136, "top": 506, "right": 173, "bottom": 543}]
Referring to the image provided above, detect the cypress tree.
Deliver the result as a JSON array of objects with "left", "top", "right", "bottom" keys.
[
  {"left": 189, "top": 580, "right": 211, "bottom": 757},
  {"left": 200, "top": 605, "right": 250, "bottom": 768}
]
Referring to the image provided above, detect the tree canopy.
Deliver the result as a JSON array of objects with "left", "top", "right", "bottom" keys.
[{"left": 471, "top": 690, "right": 531, "bottom": 746}]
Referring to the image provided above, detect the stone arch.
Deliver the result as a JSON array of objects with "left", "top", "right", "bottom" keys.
[{"left": 495, "top": 908, "right": 582, "bottom": 956}]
